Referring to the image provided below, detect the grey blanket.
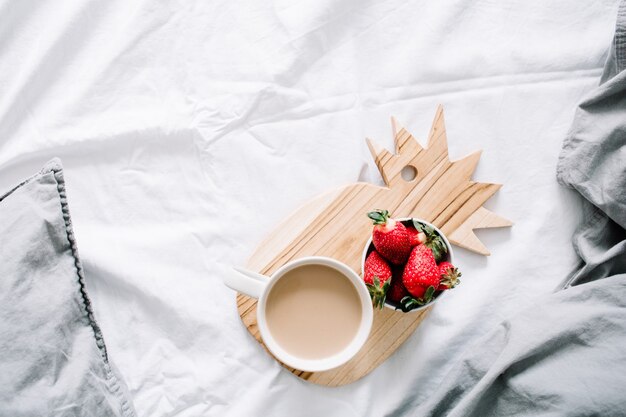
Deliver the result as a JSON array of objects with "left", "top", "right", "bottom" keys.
[
  {"left": 412, "top": 3, "right": 626, "bottom": 416},
  {"left": 0, "top": 159, "right": 135, "bottom": 416}
]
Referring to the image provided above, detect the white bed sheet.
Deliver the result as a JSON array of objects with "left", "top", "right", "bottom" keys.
[{"left": 0, "top": 1, "right": 620, "bottom": 415}]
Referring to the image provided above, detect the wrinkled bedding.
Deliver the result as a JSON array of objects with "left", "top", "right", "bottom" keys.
[
  {"left": 0, "top": 1, "right": 622, "bottom": 416},
  {"left": 420, "top": 9, "right": 626, "bottom": 414}
]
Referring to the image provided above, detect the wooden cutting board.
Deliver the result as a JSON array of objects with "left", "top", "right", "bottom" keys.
[{"left": 237, "top": 106, "right": 512, "bottom": 386}]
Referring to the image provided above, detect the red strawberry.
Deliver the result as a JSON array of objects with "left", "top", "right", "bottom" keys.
[
  {"left": 402, "top": 244, "right": 440, "bottom": 300},
  {"left": 387, "top": 266, "right": 409, "bottom": 304},
  {"left": 363, "top": 251, "right": 392, "bottom": 309},
  {"left": 367, "top": 209, "right": 412, "bottom": 264},
  {"left": 406, "top": 226, "right": 426, "bottom": 247},
  {"left": 438, "top": 261, "right": 461, "bottom": 290}
]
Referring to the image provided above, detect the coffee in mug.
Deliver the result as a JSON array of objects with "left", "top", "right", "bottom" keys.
[
  {"left": 223, "top": 256, "right": 373, "bottom": 372},
  {"left": 265, "top": 264, "right": 363, "bottom": 360}
]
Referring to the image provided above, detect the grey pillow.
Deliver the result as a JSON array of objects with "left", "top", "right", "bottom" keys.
[{"left": 0, "top": 159, "right": 135, "bottom": 417}]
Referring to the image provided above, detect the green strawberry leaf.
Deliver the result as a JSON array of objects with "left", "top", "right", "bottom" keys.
[
  {"left": 367, "top": 209, "right": 390, "bottom": 225},
  {"left": 424, "top": 285, "right": 436, "bottom": 302},
  {"left": 399, "top": 287, "right": 438, "bottom": 312},
  {"left": 401, "top": 301, "right": 416, "bottom": 312},
  {"left": 400, "top": 296, "right": 412, "bottom": 304},
  {"left": 400, "top": 296, "right": 423, "bottom": 312},
  {"left": 399, "top": 296, "right": 413, "bottom": 312},
  {"left": 412, "top": 220, "right": 448, "bottom": 262},
  {"left": 412, "top": 220, "right": 425, "bottom": 233},
  {"left": 368, "top": 275, "right": 391, "bottom": 310}
]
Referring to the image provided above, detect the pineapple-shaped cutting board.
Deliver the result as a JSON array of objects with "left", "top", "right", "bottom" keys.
[{"left": 238, "top": 106, "right": 512, "bottom": 386}]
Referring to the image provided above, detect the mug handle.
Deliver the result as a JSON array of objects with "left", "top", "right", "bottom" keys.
[{"left": 223, "top": 267, "right": 269, "bottom": 299}]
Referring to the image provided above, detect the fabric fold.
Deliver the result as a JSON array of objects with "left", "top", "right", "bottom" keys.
[{"left": 0, "top": 159, "right": 136, "bottom": 417}]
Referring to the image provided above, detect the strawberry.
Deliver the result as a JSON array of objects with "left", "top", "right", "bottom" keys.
[
  {"left": 387, "top": 266, "right": 409, "bottom": 304},
  {"left": 367, "top": 209, "right": 412, "bottom": 264},
  {"left": 400, "top": 244, "right": 440, "bottom": 311},
  {"left": 438, "top": 261, "right": 461, "bottom": 290},
  {"left": 363, "top": 251, "right": 392, "bottom": 309},
  {"left": 406, "top": 226, "right": 426, "bottom": 247},
  {"left": 412, "top": 220, "right": 447, "bottom": 262}
]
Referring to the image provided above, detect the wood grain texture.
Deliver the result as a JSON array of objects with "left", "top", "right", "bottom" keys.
[{"left": 237, "top": 105, "right": 511, "bottom": 386}]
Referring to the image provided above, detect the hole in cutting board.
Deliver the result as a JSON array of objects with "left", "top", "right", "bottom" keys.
[{"left": 401, "top": 165, "right": 417, "bottom": 182}]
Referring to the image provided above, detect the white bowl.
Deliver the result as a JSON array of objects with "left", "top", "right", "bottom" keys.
[{"left": 361, "top": 218, "right": 454, "bottom": 313}]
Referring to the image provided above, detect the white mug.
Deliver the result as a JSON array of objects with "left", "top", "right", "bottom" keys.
[{"left": 224, "top": 256, "right": 373, "bottom": 372}]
